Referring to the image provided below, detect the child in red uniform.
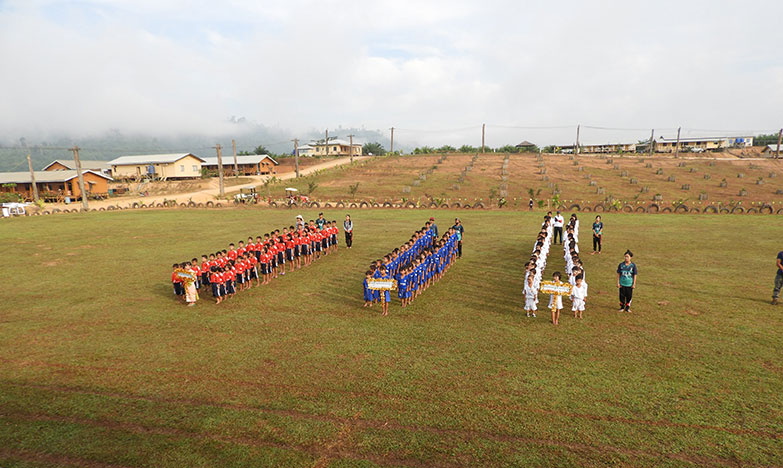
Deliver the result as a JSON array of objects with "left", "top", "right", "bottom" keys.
[
  {"left": 285, "top": 234, "right": 295, "bottom": 273},
  {"left": 201, "top": 255, "right": 211, "bottom": 287},
  {"left": 172, "top": 263, "right": 184, "bottom": 301},
  {"left": 227, "top": 243, "right": 237, "bottom": 261},
  {"left": 210, "top": 267, "right": 223, "bottom": 304}
]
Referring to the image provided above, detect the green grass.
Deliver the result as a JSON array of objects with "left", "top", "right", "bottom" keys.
[{"left": 1, "top": 209, "right": 782, "bottom": 467}]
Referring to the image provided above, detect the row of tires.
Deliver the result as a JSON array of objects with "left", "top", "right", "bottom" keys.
[{"left": 28, "top": 202, "right": 782, "bottom": 216}]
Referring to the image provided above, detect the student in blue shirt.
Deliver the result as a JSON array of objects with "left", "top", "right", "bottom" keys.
[
  {"left": 363, "top": 271, "right": 373, "bottom": 308},
  {"left": 379, "top": 265, "right": 392, "bottom": 316}
]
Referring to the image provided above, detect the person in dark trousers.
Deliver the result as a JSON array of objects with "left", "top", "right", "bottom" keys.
[
  {"left": 452, "top": 218, "right": 464, "bottom": 258},
  {"left": 429, "top": 217, "right": 438, "bottom": 238},
  {"left": 591, "top": 215, "right": 603, "bottom": 254},
  {"left": 773, "top": 250, "right": 783, "bottom": 304},
  {"left": 343, "top": 214, "right": 353, "bottom": 248},
  {"left": 553, "top": 211, "right": 564, "bottom": 244},
  {"left": 617, "top": 250, "right": 638, "bottom": 312}
]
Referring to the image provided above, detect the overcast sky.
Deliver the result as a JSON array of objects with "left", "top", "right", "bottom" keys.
[{"left": 1, "top": 0, "right": 782, "bottom": 147}]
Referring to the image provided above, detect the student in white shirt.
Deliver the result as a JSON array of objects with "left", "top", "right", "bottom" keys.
[
  {"left": 553, "top": 211, "right": 564, "bottom": 244},
  {"left": 571, "top": 274, "right": 588, "bottom": 319},
  {"left": 523, "top": 274, "right": 538, "bottom": 318}
]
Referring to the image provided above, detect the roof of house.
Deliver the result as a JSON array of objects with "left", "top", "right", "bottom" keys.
[
  {"left": 311, "top": 139, "right": 361, "bottom": 146},
  {"left": 107, "top": 153, "right": 205, "bottom": 166},
  {"left": 42, "top": 159, "right": 111, "bottom": 171},
  {"left": 657, "top": 136, "right": 753, "bottom": 143},
  {"left": 515, "top": 140, "right": 536, "bottom": 147},
  {"left": 764, "top": 144, "right": 781, "bottom": 151},
  {"left": 0, "top": 170, "right": 113, "bottom": 185},
  {"left": 201, "top": 154, "right": 278, "bottom": 166}
]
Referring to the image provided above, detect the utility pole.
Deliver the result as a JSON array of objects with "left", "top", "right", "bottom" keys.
[
  {"left": 292, "top": 139, "right": 300, "bottom": 178},
  {"left": 776, "top": 128, "right": 782, "bottom": 159},
  {"left": 231, "top": 139, "right": 238, "bottom": 176},
  {"left": 389, "top": 127, "right": 395, "bottom": 154},
  {"left": 69, "top": 146, "right": 88, "bottom": 210},
  {"left": 347, "top": 134, "right": 355, "bottom": 163},
  {"left": 214, "top": 144, "right": 225, "bottom": 197},
  {"left": 26, "top": 153, "right": 39, "bottom": 202},
  {"left": 575, "top": 124, "right": 580, "bottom": 155},
  {"left": 325, "top": 129, "right": 329, "bottom": 157},
  {"left": 648, "top": 129, "right": 655, "bottom": 155},
  {"left": 674, "top": 127, "right": 681, "bottom": 158},
  {"left": 481, "top": 123, "right": 486, "bottom": 153}
]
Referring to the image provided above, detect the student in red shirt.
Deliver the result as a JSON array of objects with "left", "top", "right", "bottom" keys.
[
  {"left": 248, "top": 253, "right": 260, "bottom": 287},
  {"left": 201, "top": 255, "right": 211, "bottom": 286},
  {"left": 210, "top": 267, "right": 223, "bottom": 304},
  {"left": 234, "top": 258, "right": 246, "bottom": 292},
  {"left": 285, "top": 234, "right": 295, "bottom": 273},
  {"left": 237, "top": 240, "right": 246, "bottom": 256},
  {"left": 172, "top": 263, "right": 184, "bottom": 301},
  {"left": 227, "top": 243, "right": 238, "bottom": 261}
]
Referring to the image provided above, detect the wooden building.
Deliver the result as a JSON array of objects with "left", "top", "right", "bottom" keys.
[
  {"left": 515, "top": 140, "right": 538, "bottom": 152},
  {"left": 43, "top": 159, "right": 112, "bottom": 176},
  {"left": 0, "top": 170, "right": 112, "bottom": 201},
  {"left": 201, "top": 155, "right": 278, "bottom": 176},
  {"left": 107, "top": 153, "right": 205, "bottom": 180}
]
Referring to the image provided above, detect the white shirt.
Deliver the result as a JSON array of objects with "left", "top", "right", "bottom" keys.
[
  {"left": 553, "top": 215, "right": 564, "bottom": 227},
  {"left": 571, "top": 281, "right": 588, "bottom": 300}
]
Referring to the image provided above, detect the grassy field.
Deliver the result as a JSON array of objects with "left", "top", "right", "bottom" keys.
[
  {"left": 277, "top": 153, "right": 783, "bottom": 208},
  {"left": 1, "top": 209, "right": 782, "bottom": 467}
]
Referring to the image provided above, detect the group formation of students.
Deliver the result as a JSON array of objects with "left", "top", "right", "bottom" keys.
[
  {"left": 362, "top": 218, "right": 460, "bottom": 316},
  {"left": 171, "top": 214, "right": 341, "bottom": 305},
  {"left": 523, "top": 213, "right": 588, "bottom": 325}
]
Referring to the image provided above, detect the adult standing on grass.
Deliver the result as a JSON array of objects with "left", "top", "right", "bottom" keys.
[
  {"left": 452, "top": 218, "right": 464, "bottom": 258},
  {"left": 591, "top": 215, "right": 603, "bottom": 254},
  {"left": 617, "top": 250, "right": 637, "bottom": 313},
  {"left": 296, "top": 215, "right": 305, "bottom": 231},
  {"left": 343, "top": 214, "right": 353, "bottom": 249},
  {"left": 429, "top": 217, "right": 438, "bottom": 238},
  {"left": 772, "top": 250, "right": 783, "bottom": 305},
  {"left": 553, "top": 211, "right": 564, "bottom": 244},
  {"left": 316, "top": 212, "right": 326, "bottom": 230}
]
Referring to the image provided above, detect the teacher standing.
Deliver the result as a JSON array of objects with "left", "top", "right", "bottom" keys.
[
  {"left": 452, "top": 218, "right": 464, "bottom": 258},
  {"left": 343, "top": 214, "right": 353, "bottom": 249},
  {"left": 617, "top": 250, "right": 638, "bottom": 313}
]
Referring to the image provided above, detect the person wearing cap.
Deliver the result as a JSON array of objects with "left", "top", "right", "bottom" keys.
[
  {"left": 451, "top": 218, "right": 464, "bottom": 258},
  {"left": 553, "top": 211, "right": 564, "bottom": 244},
  {"left": 343, "top": 214, "right": 353, "bottom": 248},
  {"left": 295, "top": 215, "right": 305, "bottom": 231},
  {"left": 316, "top": 212, "right": 326, "bottom": 230},
  {"left": 429, "top": 217, "right": 438, "bottom": 238}
]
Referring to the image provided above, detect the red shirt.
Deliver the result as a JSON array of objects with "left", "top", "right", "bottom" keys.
[
  {"left": 227, "top": 250, "right": 237, "bottom": 260},
  {"left": 235, "top": 263, "right": 245, "bottom": 274},
  {"left": 190, "top": 264, "right": 200, "bottom": 275},
  {"left": 171, "top": 272, "right": 181, "bottom": 283},
  {"left": 285, "top": 239, "right": 294, "bottom": 249},
  {"left": 249, "top": 256, "right": 258, "bottom": 267},
  {"left": 210, "top": 272, "right": 221, "bottom": 284},
  {"left": 237, "top": 247, "right": 246, "bottom": 255},
  {"left": 201, "top": 261, "right": 210, "bottom": 272}
]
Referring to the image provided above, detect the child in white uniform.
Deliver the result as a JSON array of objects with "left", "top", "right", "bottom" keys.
[
  {"left": 548, "top": 271, "right": 564, "bottom": 325},
  {"left": 524, "top": 274, "right": 538, "bottom": 317},
  {"left": 571, "top": 274, "right": 588, "bottom": 319}
]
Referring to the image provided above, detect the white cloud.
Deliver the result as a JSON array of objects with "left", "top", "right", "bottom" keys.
[{"left": 0, "top": 0, "right": 781, "bottom": 147}]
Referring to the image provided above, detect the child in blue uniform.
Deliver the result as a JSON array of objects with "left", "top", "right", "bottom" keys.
[
  {"left": 398, "top": 267, "right": 409, "bottom": 307},
  {"left": 379, "top": 265, "right": 392, "bottom": 316},
  {"left": 363, "top": 271, "right": 373, "bottom": 307}
]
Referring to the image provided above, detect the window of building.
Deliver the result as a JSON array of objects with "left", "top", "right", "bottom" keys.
[
  {"left": 180, "top": 165, "right": 184, "bottom": 172},
  {"left": 192, "top": 165, "right": 198, "bottom": 172}
]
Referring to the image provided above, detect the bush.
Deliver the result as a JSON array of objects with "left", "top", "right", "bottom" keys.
[{"left": 0, "top": 192, "right": 22, "bottom": 203}]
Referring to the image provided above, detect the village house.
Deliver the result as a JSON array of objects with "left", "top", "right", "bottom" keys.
[
  {"left": 202, "top": 154, "right": 278, "bottom": 176},
  {"left": 42, "top": 159, "right": 112, "bottom": 176},
  {"left": 580, "top": 143, "right": 638, "bottom": 153},
  {"left": 0, "top": 170, "right": 112, "bottom": 201},
  {"left": 308, "top": 139, "right": 362, "bottom": 157},
  {"left": 107, "top": 153, "right": 205, "bottom": 180},
  {"left": 654, "top": 136, "right": 754, "bottom": 153}
]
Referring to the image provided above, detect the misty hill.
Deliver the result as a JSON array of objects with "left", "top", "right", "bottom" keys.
[{"left": 0, "top": 122, "right": 390, "bottom": 172}]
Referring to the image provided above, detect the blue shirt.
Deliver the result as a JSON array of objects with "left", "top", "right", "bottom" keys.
[
  {"left": 593, "top": 222, "right": 603, "bottom": 236},
  {"left": 778, "top": 251, "right": 783, "bottom": 274}
]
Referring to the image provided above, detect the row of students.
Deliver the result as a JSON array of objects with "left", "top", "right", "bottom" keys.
[
  {"left": 523, "top": 215, "right": 555, "bottom": 318},
  {"left": 563, "top": 215, "right": 588, "bottom": 320},
  {"left": 362, "top": 220, "right": 460, "bottom": 316},
  {"left": 171, "top": 218, "right": 341, "bottom": 305}
]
